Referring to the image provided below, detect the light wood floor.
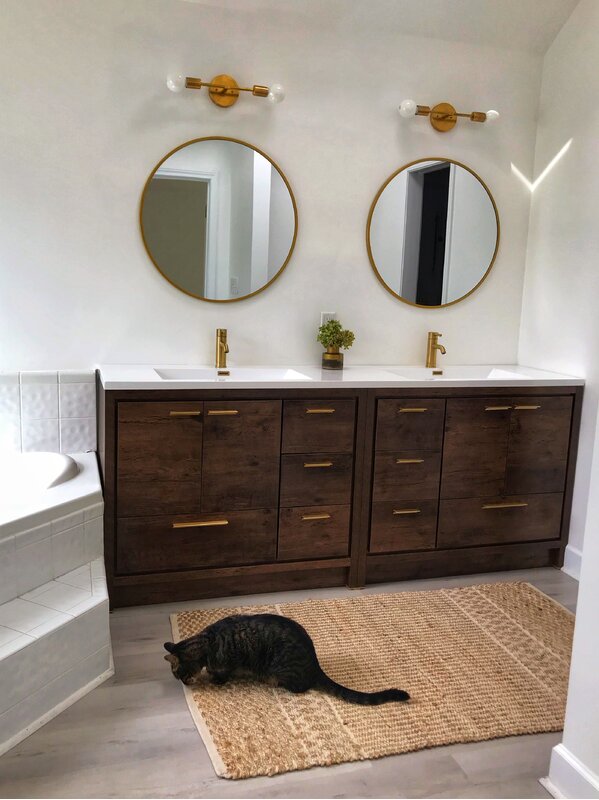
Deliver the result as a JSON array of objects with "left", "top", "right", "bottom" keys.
[{"left": 0, "top": 568, "right": 578, "bottom": 799}]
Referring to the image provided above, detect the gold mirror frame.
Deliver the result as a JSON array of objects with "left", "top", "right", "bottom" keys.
[
  {"left": 366, "top": 157, "right": 500, "bottom": 309},
  {"left": 140, "top": 136, "right": 298, "bottom": 303}
]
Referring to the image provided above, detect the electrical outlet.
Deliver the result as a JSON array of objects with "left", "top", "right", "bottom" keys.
[{"left": 320, "top": 311, "right": 337, "bottom": 326}]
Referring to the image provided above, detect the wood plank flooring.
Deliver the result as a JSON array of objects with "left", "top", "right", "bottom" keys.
[{"left": 0, "top": 567, "right": 578, "bottom": 799}]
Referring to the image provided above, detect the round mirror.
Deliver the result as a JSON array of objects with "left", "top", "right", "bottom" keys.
[
  {"left": 140, "top": 137, "right": 298, "bottom": 302},
  {"left": 367, "top": 158, "right": 499, "bottom": 308}
]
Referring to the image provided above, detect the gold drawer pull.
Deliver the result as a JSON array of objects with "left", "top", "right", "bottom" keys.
[
  {"left": 301, "top": 513, "right": 332, "bottom": 521},
  {"left": 482, "top": 502, "right": 528, "bottom": 510},
  {"left": 485, "top": 406, "right": 512, "bottom": 411},
  {"left": 207, "top": 409, "right": 239, "bottom": 416},
  {"left": 514, "top": 405, "right": 541, "bottom": 410},
  {"left": 169, "top": 410, "right": 201, "bottom": 417},
  {"left": 396, "top": 458, "right": 424, "bottom": 464},
  {"left": 393, "top": 508, "right": 422, "bottom": 515},
  {"left": 172, "top": 519, "right": 229, "bottom": 528},
  {"left": 303, "top": 461, "right": 333, "bottom": 468},
  {"left": 398, "top": 407, "right": 427, "bottom": 413},
  {"left": 305, "top": 408, "right": 335, "bottom": 414}
]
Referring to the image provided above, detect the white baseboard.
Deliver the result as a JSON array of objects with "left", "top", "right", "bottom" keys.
[
  {"left": 544, "top": 743, "right": 599, "bottom": 799},
  {"left": 562, "top": 545, "right": 582, "bottom": 581},
  {"left": 0, "top": 665, "right": 114, "bottom": 758}
]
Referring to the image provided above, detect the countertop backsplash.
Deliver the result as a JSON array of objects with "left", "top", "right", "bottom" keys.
[{"left": 0, "top": 371, "right": 96, "bottom": 453}]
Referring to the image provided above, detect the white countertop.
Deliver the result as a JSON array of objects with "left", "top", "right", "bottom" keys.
[{"left": 98, "top": 364, "right": 584, "bottom": 390}]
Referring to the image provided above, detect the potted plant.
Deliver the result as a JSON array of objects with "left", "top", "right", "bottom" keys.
[{"left": 317, "top": 319, "right": 355, "bottom": 370}]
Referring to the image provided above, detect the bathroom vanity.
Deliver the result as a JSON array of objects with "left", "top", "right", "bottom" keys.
[{"left": 97, "top": 366, "right": 583, "bottom": 607}]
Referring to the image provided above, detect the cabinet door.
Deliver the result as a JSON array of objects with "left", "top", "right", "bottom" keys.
[
  {"left": 505, "top": 396, "right": 573, "bottom": 494},
  {"left": 117, "top": 402, "right": 203, "bottom": 517},
  {"left": 441, "top": 398, "right": 511, "bottom": 499},
  {"left": 201, "top": 400, "right": 281, "bottom": 512}
]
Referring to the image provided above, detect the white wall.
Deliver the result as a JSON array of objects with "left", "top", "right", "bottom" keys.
[
  {"left": 0, "top": 0, "right": 541, "bottom": 370},
  {"left": 518, "top": 1, "right": 599, "bottom": 795}
]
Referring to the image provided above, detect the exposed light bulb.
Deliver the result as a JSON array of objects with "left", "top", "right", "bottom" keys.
[
  {"left": 267, "top": 83, "right": 285, "bottom": 104},
  {"left": 399, "top": 99, "right": 417, "bottom": 118},
  {"left": 486, "top": 109, "right": 500, "bottom": 123},
  {"left": 166, "top": 74, "right": 185, "bottom": 93}
]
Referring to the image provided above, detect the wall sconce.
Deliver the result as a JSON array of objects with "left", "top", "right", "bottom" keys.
[
  {"left": 398, "top": 99, "right": 499, "bottom": 132},
  {"left": 167, "top": 73, "right": 285, "bottom": 108}
]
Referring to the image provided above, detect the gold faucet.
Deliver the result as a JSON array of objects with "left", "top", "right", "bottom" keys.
[
  {"left": 426, "top": 331, "right": 446, "bottom": 369},
  {"left": 215, "top": 328, "right": 229, "bottom": 369}
]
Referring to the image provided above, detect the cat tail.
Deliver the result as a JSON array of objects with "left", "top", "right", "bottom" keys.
[{"left": 316, "top": 670, "right": 409, "bottom": 706}]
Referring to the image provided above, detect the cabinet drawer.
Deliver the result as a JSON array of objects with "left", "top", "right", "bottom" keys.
[
  {"left": 278, "top": 505, "right": 350, "bottom": 560},
  {"left": 282, "top": 399, "right": 355, "bottom": 454},
  {"left": 202, "top": 400, "right": 281, "bottom": 512},
  {"left": 438, "top": 494, "right": 563, "bottom": 548},
  {"left": 506, "top": 396, "right": 573, "bottom": 494},
  {"left": 375, "top": 399, "right": 445, "bottom": 451},
  {"left": 117, "top": 401, "right": 203, "bottom": 517},
  {"left": 116, "top": 509, "right": 277, "bottom": 574},
  {"left": 369, "top": 500, "right": 438, "bottom": 553},
  {"left": 373, "top": 451, "right": 441, "bottom": 502},
  {"left": 280, "top": 453, "right": 353, "bottom": 506}
]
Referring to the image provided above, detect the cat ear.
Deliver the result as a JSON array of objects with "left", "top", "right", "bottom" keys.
[
  {"left": 164, "top": 654, "right": 178, "bottom": 665},
  {"left": 164, "top": 641, "right": 177, "bottom": 653}
]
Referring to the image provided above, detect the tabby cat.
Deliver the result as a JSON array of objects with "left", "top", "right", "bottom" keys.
[{"left": 164, "top": 613, "right": 409, "bottom": 706}]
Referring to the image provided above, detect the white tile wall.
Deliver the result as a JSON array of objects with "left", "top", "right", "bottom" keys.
[{"left": 0, "top": 370, "right": 96, "bottom": 454}]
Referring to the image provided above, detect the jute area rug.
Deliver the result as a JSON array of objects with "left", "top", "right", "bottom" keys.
[{"left": 170, "top": 582, "right": 574, "bottom": 780}]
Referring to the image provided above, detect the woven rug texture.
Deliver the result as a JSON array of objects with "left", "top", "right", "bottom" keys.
[{"left": 170, "top": 582, "right": 574, "bottom": 780}]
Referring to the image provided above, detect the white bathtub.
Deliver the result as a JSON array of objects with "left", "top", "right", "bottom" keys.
[{"left": 0, "top": 451, "right": 111, "bottom": 757}]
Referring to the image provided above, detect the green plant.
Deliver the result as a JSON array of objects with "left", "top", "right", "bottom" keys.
[{"left": 317, "top": 319, "right": 355, "bottom": 350}]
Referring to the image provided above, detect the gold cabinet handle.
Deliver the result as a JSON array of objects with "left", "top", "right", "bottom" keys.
[
  {"left": 514, "top": 405, "right": 541, "bottom": 410},
  {"left": 301, "top": 513, "right": 331, "bottom": 521},
  {"left": 485, "top": 406, "right": 512, "bottom": 411},
  {"left": 398, "top": 408, "right": 427, "bottom": 413},
  {"left": 482, "top": 502, "right": 528, "bottom": 510},
  {"left": 393, "top": 508, "right": 422, "bottom": 515},
  {"left": 169, "top": 410, "right": 201, "bottom": 417},
  {"left": 172, "top": 519, "right": 229, "bottom": 528},
  {"left": 396, "top": 458, "right": 424, "bottom": 464},
  {"left": 305, "top": 408, "right": 335, "bottom": 414},
  {"left": 303, "top": 461, "right": 333, "bottom": 468},
  {"left": 207, "top": 409, "right": 239, "bottom": 416}
]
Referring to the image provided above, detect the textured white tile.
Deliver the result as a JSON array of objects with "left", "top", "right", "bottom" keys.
[
  {"left": 0, "top": 414, "right": 21, "bottom": 452},
  {"left": 20, "top": 382, "right": 58, "bottom": 419},
  {"left": 91, "top": 558, "right": 106, "bottom": 581},
  {"left": 16, "top": 537, "right": 54, "bottom": 596},
  {"left": 68, "top": 596, "right": 103, "bottom": 616},
  {"left": 27, "top": 615, "right": 70, "bottom": 639},
  {"left": 59, "top": 417, "right": 96, "bottom": 453},
  {"left": 92, "top": 579, "right": 108, "bottom": 599},
  {"left": 21, "top": 418, "right": 60, "bottom": 452},
  {"left": 0, "top": 372, "right": 19, "bottom": 386},
  {"left": 21, "top": 581, "right": 56, "bottom": 601},
  {"left": 51, "top": 524, "right": 86, "bottom": 576},
  {"left": 85, "top": 516, "right": 104, "bottom": 561},
  {"left": 0, "top": 537, "right": 17, "bottom": 605},
  {"left": 59, "top": 382, "right": 96, "bottom": 418},
  {"left": 52, "top": 511, "right": 84, "bottom": 534},
  {"left": 19, "top": 371, "right": 58, "bottom": 384},
  {"left": 56, "top": 564, "right": 92, "bottom": 591},
  {"left": 0, "top": 383, "right": 20, "bottom": 416},
  {"left": 0, "top": 632, "right": 35, "bottom": 661},
  {"left": 84, "top": 501, "right": 104, "bottom": 521},
  {"left": 0, "top": 625, "right": 22, "bottom": 648},
  {"left": 0, "top": 598, "right": 67, "bottom": 634},
  {"left": 15, "top": 521, "right": 52, "bottom": 549},
  {"left": 58, "top": 370, "right": 95, "bottom": 384}
]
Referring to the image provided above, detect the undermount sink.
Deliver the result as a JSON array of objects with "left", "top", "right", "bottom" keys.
[
  {"left": 385, "top": 366, "right": 528, "bottom": 381},
  {"left": 154, "top": 367, "right": 313, "bottom": 382}
]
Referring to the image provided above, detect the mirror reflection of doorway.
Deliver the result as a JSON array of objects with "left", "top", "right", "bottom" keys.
[
  {"left": 142, "top": 176, "right": 209, "bottom": 296},
  {"left": 401, "top": 162, "right": 450, "bottom": 305}
]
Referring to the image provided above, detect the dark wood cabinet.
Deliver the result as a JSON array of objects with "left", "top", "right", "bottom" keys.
[{"left": 98, "top": 380, "right": 582, "bottom": 607}]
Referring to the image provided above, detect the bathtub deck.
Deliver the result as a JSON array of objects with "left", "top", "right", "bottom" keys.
[{"left": 0, "top": 567, "right": 578, "bottom": 799}]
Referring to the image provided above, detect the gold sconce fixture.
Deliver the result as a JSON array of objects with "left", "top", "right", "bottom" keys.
[
  {"left": 166, "top": 73, "right": 285, "bottom": 107},
  {"left": 398, "top": 99, "right": 499, "bottom": 132}
]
